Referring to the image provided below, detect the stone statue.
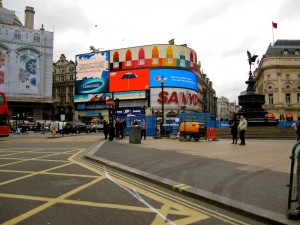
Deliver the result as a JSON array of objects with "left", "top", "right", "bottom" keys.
[{"left": 246, "top": 50, "right": 258, "bottom": 73}]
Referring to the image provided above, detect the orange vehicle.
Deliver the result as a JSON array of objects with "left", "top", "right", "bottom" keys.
[{"left": 178, "top": 121, "right": 206, "bottom": 141}]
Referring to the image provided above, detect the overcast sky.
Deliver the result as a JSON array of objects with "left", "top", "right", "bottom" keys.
[{"left": 5, "top": 0, "right": 300, "bottom": 102}]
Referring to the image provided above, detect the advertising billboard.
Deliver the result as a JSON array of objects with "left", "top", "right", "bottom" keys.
[
  {"left": 150, "top": 69, "right": 198, "bottom": 91},
  {"left": 109, "top": 44, "right": 197, "bottom": 72},
  {"left": 76, "top": 51, "right": 109, "bottom": 80},
  {"left": 75, "top": 78, "right": 108, "bottom": 94},
  {"left": 0, "top": 52, "right": 41, "bottom": 96},
  {"left": 150, "top": 87, "right": 199, "bottom": 111},
  {"left": 74, "top": 93, "right": 106, "bottom": 103},
  {"left": 106, "top": 91, "right": 146, "bottom": 100},
  {"left": 75, "top": 51, "right": 109, "bottom": 95},
  {"left": 109, "top": 68, "right": 150, "bottom": 92}
]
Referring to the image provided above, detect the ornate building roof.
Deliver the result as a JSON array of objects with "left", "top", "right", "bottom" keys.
[
  {"left": 265, "top": 40, "right": 300, "bottom": 56},
  {"left": 0, "top": 4, "right": 23, "bottom": 27}
]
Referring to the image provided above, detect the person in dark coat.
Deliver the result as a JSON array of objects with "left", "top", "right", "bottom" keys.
[
  {"left": 229, "top": 120, "right": 238, "bottom": 144},
  {"left": 103, "top": 120, "right": 109, "bottom": 140}
]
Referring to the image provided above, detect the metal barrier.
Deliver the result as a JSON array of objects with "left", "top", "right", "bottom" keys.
[
  {"left": 113, "top": 113, "right": 217, "bottom": 138},
  {"left": 287, "top": 141, "right": 300, "bottom": 220}
]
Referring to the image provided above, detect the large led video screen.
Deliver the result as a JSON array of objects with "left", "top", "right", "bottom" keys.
[
  {"left": 150, "top": 69, "right": 198, "bottom": 91},
  {"left": 75, "top": 78, "right": 108, "bottom": 94},
  {"left": 109, "top": 68, "right": 149, "bottom": 92},
  {"left": 109, "top": 44, "right": 197, "bottom": 72},
  {"left": 75, "top": 51, "right": 109, "bottom": 95}
]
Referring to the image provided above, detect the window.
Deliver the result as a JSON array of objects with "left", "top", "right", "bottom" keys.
[
  {"left": 268, "top": 85, "right": 272, "bottom": 90},
  {"left": 286, "top": 74, "right": 290, "bottom": 79},
  {"left": 14, "top": 30, "right": 21, "bottom": 39},
  {"left": 298, "top": 93, "right": 300, "bottom": 104},
  {"left": 69, "top": 86, "right": 74, "bottom": 93},
  {"left": 285, "top": 93, "right": 291, "bottom": 104},
  {"left": 0, "top": 115, "right": 8, "bottom": 126},
  {"left": 268, "top": 94, "right": 273, "bottom": 105},
  {"left": 60, "top": 96, "right": 66, "bottom": 104},
  {"left": 0, "top": 94, "right": 4, "bottom": 104},
  {"left": 286, "top": 85, "right": 290, "bottom": 89},
  {"left": 34, "top": 33, "right": 40, "bottom": 42},
  {"left": 60, "top": 76, "right": 64, "bottom": 82},
  {"left": 69, "top": 75, "right": 74, "bottom": 81}
]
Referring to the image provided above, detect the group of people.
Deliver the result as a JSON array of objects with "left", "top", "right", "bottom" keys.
[
  {"left": 103, "top": 118, "right": 147, "bottom": 141},
  {"left": 103, "top": 119, "right": 127, "bottom": 140},
  {"left": 229, "top": 114, "right": 247, "bottom": 145},
  {"left": 230, "top": 114, "right": 300, "bottom": 144}
]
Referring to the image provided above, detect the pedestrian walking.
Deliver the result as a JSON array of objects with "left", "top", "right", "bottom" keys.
[
  {"left": 120, "top": 119, "right": 126, "bottom": 139},
  {"left": 103, "top": 120, "right": 109, "bottom": 140},
  {"left": 238, "top": 115, "right": 247, "bottom": 145},
  {"left": 141, "top": 119, "right": 147, "bottom": 140},
  {"left": 229, "top": 120, "right": 238, "bottom": 144}
]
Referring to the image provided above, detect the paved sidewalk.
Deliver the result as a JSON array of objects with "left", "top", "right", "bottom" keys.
[{"left": 85, "top": 138, "right": 300, "bottom": 224}]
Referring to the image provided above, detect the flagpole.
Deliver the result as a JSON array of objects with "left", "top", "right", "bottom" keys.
[{"left": 272, "top": 21, "right": 274, "bottom": 44}]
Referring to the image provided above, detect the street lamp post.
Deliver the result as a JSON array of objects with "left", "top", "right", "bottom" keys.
[{"left": 160, "top": 76, "right": 165, "bottom": 136}]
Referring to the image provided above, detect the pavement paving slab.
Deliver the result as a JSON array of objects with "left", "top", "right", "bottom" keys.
[{"left": 85, "top": 138, "right": 300, "bottom": 224}]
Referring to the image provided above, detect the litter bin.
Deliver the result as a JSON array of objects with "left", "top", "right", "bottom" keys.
[{"left": 129, "top": 126, "right": 142, "bottom": 144}]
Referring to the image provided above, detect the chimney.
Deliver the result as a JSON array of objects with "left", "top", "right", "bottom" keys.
[{"left": 25, "top": 6, "right": 35, "bottom": 29}]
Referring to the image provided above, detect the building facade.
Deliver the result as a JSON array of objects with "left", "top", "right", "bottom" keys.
[
  {"left": 216, "top": 96, "right": 239, "bottom": 121},
  {"left": 254, "top": 40, "right": 300, "bottom": 120},
  {"left": 52, "top": 54, "right": 75, "bottom": 121},
  {"left": 74, "top": 42, "right": 217, "bottom": 124},
  {"left": 0, "top": 3, "right": 54, "bottom": 121},
  {"left": 201, "top": 72, "right": 217, "bottom": 117}
]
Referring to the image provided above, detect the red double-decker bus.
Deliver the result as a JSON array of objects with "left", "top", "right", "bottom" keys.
[{"left": 0, "top": 91, "right": 10, "bottom": 137}]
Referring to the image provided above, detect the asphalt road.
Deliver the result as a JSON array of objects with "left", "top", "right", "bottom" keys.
[{"left": 0, "top": 133, "right": 273, "bottom": 224}]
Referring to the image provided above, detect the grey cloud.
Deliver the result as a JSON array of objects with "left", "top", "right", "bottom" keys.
[
  {"left": 278, "top": 0, "right": 300, "bottom": 22},
  {"left": 221, "top": 35, "right": 258, "bottom": 58},
  {"left": 186, "top": 0, "right": 247, "bottom": 26},
  {"left": 33, "top": 1, "right": 93, "bottom": 34}
]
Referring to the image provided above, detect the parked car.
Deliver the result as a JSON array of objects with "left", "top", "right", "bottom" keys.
[
  {"left": 50, "top": 121, "right": 66, "bottom": 134},
  {"left": 90, "top": 124, "right": 104, "bottom": 133},
  {"left": 63, "top": 122, "right": 88, "bottom": 134}
]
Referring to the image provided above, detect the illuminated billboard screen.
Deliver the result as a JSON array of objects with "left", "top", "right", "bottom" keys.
[
  {"left": 75, "top": 51, "right": 109, "bottom": 95},
  {"left": 74, "top": 93, "right": 106, "bottom": 103},
  {"left": 76, "top": 51, "right": 109, "bottom": 80},
  {"left": 109, "top": 44, "right": 197, "bottom": 72},
  {"left": 109, "top": 68, "right": 150, "bottom": 92},
  {"left": 150, "top": 69, "right": 198, "bottom": 91},
  {"left": 75, "top": 78, "right": 108, "bottom": 94}
]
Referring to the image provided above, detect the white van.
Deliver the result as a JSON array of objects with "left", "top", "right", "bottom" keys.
[{"left": 50, "top": 121, "right": 66, "bottom": 134}]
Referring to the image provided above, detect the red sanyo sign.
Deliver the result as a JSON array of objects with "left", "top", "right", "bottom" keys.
[{"left": 157, "top": 91, "right": 197, "bottom": 106}]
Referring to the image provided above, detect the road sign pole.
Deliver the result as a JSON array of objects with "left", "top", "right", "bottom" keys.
[{"left": 109, "top": 92, "right": 115, "bottom": 141}]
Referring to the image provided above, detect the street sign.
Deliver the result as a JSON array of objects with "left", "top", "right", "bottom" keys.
[{"left": 106, "top": 98, "right": 114, "bottom": 107}]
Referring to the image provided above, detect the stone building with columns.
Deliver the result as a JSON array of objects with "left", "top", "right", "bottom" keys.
[
  {"left": 254, "top": 40, "right": 300, "bottom": 121},
  {"left": 0, "top": 2, "right": 54, "bottom": 121}
]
